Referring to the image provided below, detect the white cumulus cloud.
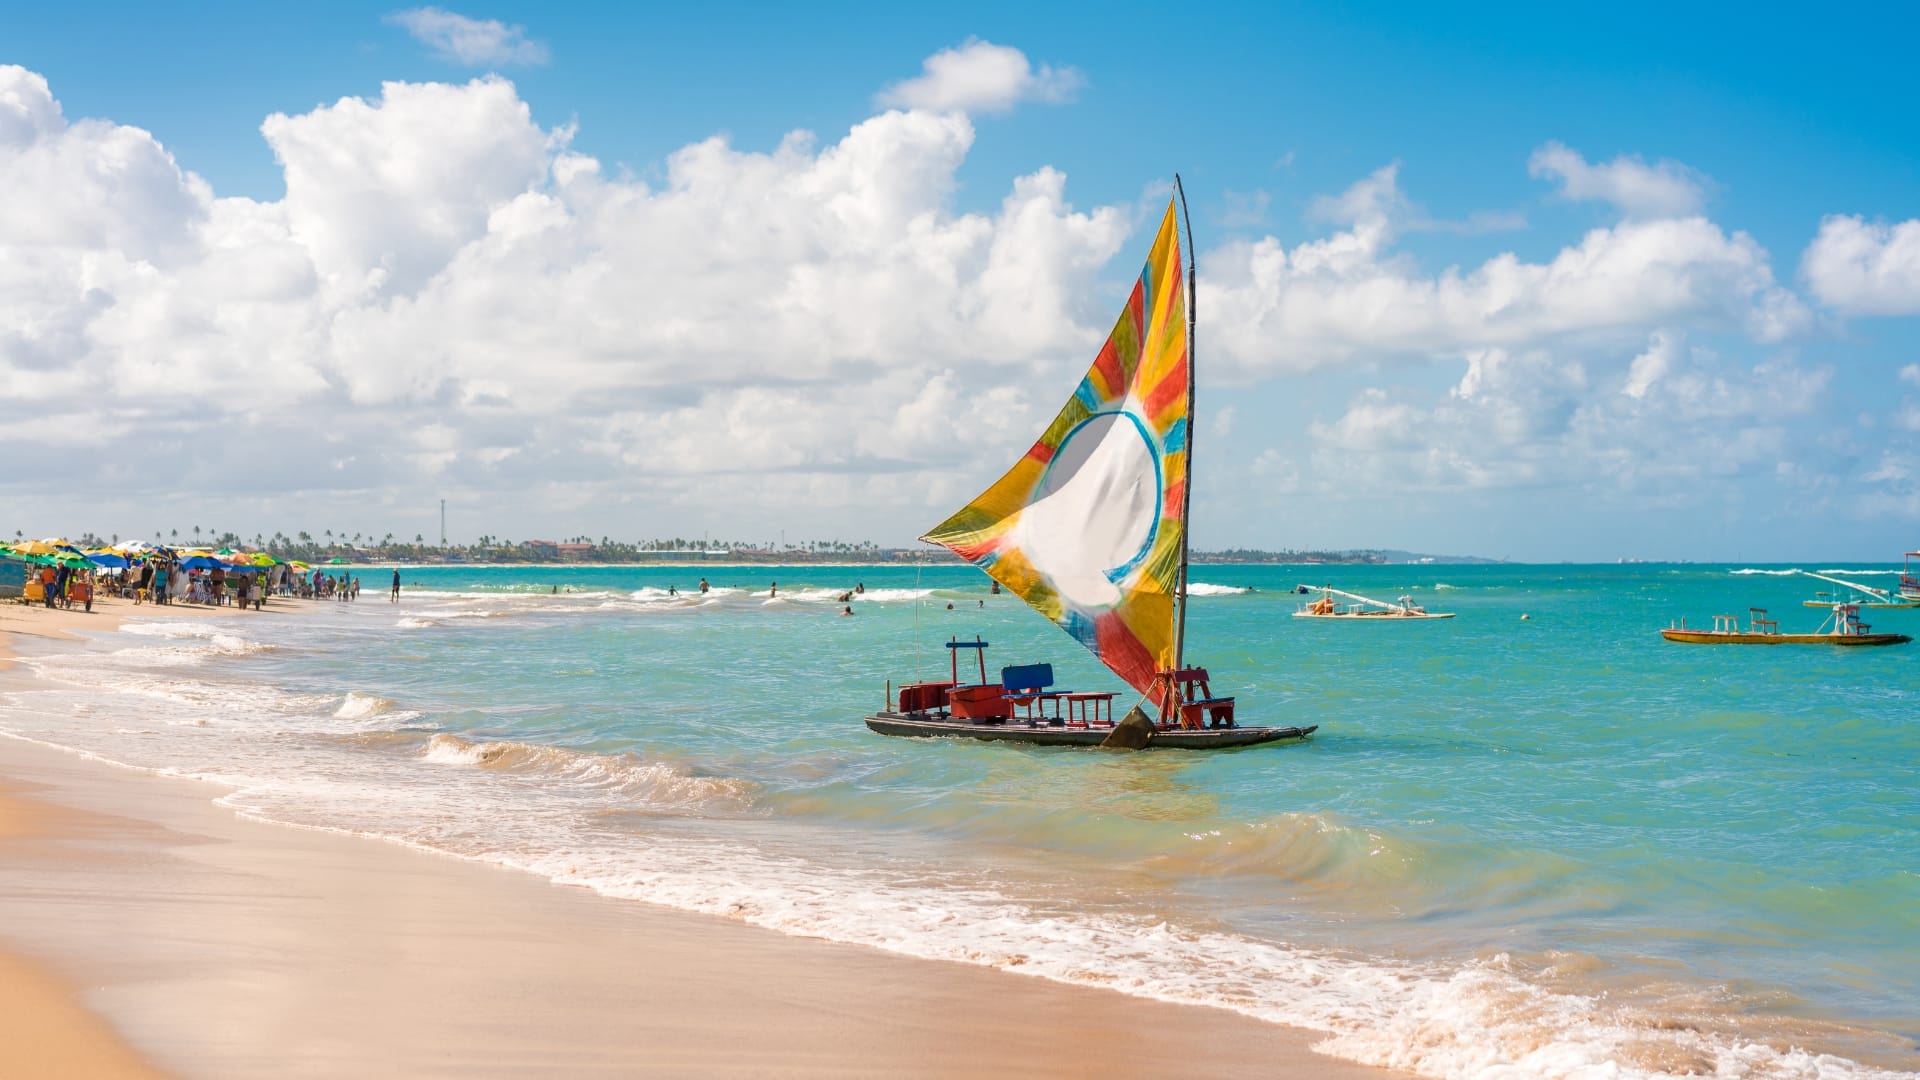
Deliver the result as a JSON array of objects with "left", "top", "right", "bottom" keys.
[
  {"left": 876, "top": 39, "right": 1082, "bottom": 113},
  {"left": 1528, "top": 141, "right": 1708, "bottom": 219},
  {"left": 1305, "top": 331, "right": 1829, "bottom": 498},
  {"left": 386, "top": 7, "right": 550, "bottom": 66},
  {"left": 0, "top": 64, "right": 1132, "bottom": 540},
  {"left": 1203, "top": 163, "right": 1805, "bottom": 379},
  {"left": 1800, "top": 214, "right": 1920, "bottom": 315}
]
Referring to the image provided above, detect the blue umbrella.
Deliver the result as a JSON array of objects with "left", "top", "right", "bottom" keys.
[{"left": 86, "top": 553, "right": 131, "bottom": 569}]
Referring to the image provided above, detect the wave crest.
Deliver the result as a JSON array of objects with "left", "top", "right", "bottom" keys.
[{"left": 421, "top": 734, "right": 755, "bottom": 810}]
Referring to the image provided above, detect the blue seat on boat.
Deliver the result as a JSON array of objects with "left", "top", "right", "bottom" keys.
[{"left": 1001, "top": 663, "right": 1068, "bottom": 722}]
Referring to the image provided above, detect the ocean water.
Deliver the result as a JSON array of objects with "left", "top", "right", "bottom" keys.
[{"left": 4, "top": 562, "right": 1917, "bottom": 1078}]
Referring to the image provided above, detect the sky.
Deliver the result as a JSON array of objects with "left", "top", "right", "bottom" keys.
[{"left": 4, "top": 1, "right": 1919, "bottom": 561}]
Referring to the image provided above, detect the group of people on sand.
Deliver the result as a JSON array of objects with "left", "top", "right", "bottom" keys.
[
  {"left": 28, "top": 564, "right": 95, "bottom": 612},
  {"left": 28, "top": 555, "right": 278, "bottom": 611}
]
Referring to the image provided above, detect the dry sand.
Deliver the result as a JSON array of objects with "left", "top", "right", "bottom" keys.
[{"left": 0, "top": 597, "right": 1406, "bottom": 1078}]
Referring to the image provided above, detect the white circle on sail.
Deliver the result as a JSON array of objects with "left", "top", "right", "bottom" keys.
[{"left": 1015, "top": 411, "right": 1159, "bottom": 610}]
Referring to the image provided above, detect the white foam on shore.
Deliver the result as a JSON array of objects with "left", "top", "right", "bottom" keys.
[{"left": 1729, "top": 568, "right": 1801, "bottom": 576}]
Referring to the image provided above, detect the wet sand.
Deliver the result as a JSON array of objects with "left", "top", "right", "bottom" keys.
[{"left": 0, "top": 598, "right": 1407, "bottom": 1078}]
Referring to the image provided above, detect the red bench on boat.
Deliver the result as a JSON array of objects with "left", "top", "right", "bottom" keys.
[
  {"left": 944, "top": 637, "right": 1010, "bottom": 722},
  {"left": 1161, "top": 668, "right": 1235, "bottom": 730}
]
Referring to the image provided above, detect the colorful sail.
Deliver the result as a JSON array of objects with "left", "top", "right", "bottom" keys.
[{"left": 922, "top": 196, "right": 1190, "bottom": 693}]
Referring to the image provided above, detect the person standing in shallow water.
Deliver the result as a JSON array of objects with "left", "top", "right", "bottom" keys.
[{"left": 391, "top": 568, "right": 401, "bottom": 602}]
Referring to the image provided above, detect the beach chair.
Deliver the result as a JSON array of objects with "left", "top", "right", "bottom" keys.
[{"left": 1166, "top": 668, "right": 1235, "bottom": 730}]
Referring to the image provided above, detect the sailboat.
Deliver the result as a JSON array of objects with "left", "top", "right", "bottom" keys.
[
  {"left": 1795, "top": 569, "right": 1920, "bottom": 609},
  {"left": 1292, "top": 584, "right": 1455, "bottom": 619},
  {"left": 864, "top": 179, "right": 1317, "bottom": 750}
]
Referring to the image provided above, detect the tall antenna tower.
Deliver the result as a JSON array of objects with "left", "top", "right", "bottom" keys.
[{"left": 439, "top": 499, "right": 446, "bottom": 545}]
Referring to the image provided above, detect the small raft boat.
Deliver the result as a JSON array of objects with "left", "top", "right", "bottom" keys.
[
  {"left": 867, "top": 638, "right": 1316, "bottom": 749},
  {"left": 1795, "top": 569, "right": 1920, "bottom": 609},
  {"left": 1661, "top": 605, "right": 1911, "bottom": 646},
  {"left": 1292, "top": 584, "right": 1454, "bottom": 620}
]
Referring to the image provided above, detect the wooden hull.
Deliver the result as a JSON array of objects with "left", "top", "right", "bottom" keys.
[
  {"left": 1660, "top": 629, "right": 1911, "bottom": 646},
  {"left": 1801, "top": 599, "right": 1920, "bottom": 609},
  {"left": 864, "top": 711, "right": 1316, "bottom": 749}
]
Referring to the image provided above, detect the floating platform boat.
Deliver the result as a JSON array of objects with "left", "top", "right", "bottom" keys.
[
  {"left": 1796, "top": 569, "right": 1920, "bottom": 609},
  {"left": 1661, "top": 605, "right": 1911, "bottom": 646},
  {"left": 867, "top": 638, "right": 1316, "bottom": 749},
  {"left": 1292, "top": 584, "right": 1454, "bottom": 620}
]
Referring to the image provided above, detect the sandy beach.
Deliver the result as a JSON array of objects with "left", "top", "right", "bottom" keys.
[{"left": 0, "top": 597, "right": 1403, "bottom": 1079}]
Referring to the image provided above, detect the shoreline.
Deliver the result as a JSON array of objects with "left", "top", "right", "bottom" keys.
[{"left": 0, "top": 599, "right": 1402, "bottom": 1078}]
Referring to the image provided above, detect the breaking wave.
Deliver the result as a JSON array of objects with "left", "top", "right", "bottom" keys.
[
  {"left": 421, "top": 734, "right": 755, "bottom": 811},
  {"left": 1187, "top": 582, "right": 1253, "bottom": 596}
]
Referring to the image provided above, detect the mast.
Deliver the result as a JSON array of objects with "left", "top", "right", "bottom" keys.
[{"left": 1173, "top": 174, "right": 1197, "bottom": 674}]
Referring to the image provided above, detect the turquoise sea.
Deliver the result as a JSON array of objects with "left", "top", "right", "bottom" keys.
[{"left": 4, "top": 562, "right": 1917, "bottom": 1077}]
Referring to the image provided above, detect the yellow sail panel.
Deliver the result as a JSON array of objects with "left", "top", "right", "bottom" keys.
[{"left": 922, "top": 198, "right": 1189, "bottom": 693}]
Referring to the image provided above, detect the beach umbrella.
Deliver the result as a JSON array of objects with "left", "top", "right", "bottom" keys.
[
  {"left": 179, "top": 555, "right": 224, "bottom": 570},
  {"left": 86, "top": 552, "right": 131, "bottom": 569},
  {"left": 113, "top": 540, "right": 154, "bottom": 553},
  {"left": 327, "top": 557, "right": 350, "bottom": 565},
  {"left": 16, "top": 539, "right": 66, "bottom": 555}
]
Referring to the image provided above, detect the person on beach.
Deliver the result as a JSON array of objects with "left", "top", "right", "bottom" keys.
[
  {"left": 391, "top": 569, "right": 401, "bottom": 602},
  {"left": 837, "top": 591, "right": 852, "bottom": 603},
  {"left": 151, "top": 562, "right": 169, "bottom": 605},
  {"left": 840, "top": 605, "right": 853, "bottom": 616},
  {"left": 769, "top": 581, "right": 777, "bottom": 598},
  {"left": 855, "top": 583, "right": 864, "bottom": 594},
  {"left": 235, "top": 574, "right": 251, "bottom": 610},
  {"left": 39, "top": 566, "right": 57, "bottom": 608},
  {"left": 668, "top": 585, "right": 677, "bottom": 597},
  {"left": 698, "top": 578, "right": 709, "bottom": 594}
]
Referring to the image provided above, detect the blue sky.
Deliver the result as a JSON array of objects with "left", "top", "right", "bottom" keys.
[{"left": 4, "top": 3, "right": 1918, "bottom": 559}]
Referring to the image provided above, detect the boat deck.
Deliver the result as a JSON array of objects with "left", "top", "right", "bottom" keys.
[
  {"left": 1659, "top": 629, "right": 1911, "bottom": 646},
  {"left": 865, "top": 711, "right": 1316, "bottom": 749}
]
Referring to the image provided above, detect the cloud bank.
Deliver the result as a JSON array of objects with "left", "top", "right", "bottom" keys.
[{"left": 1, "top": 55, "right": 1913, "bottom": 548}]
